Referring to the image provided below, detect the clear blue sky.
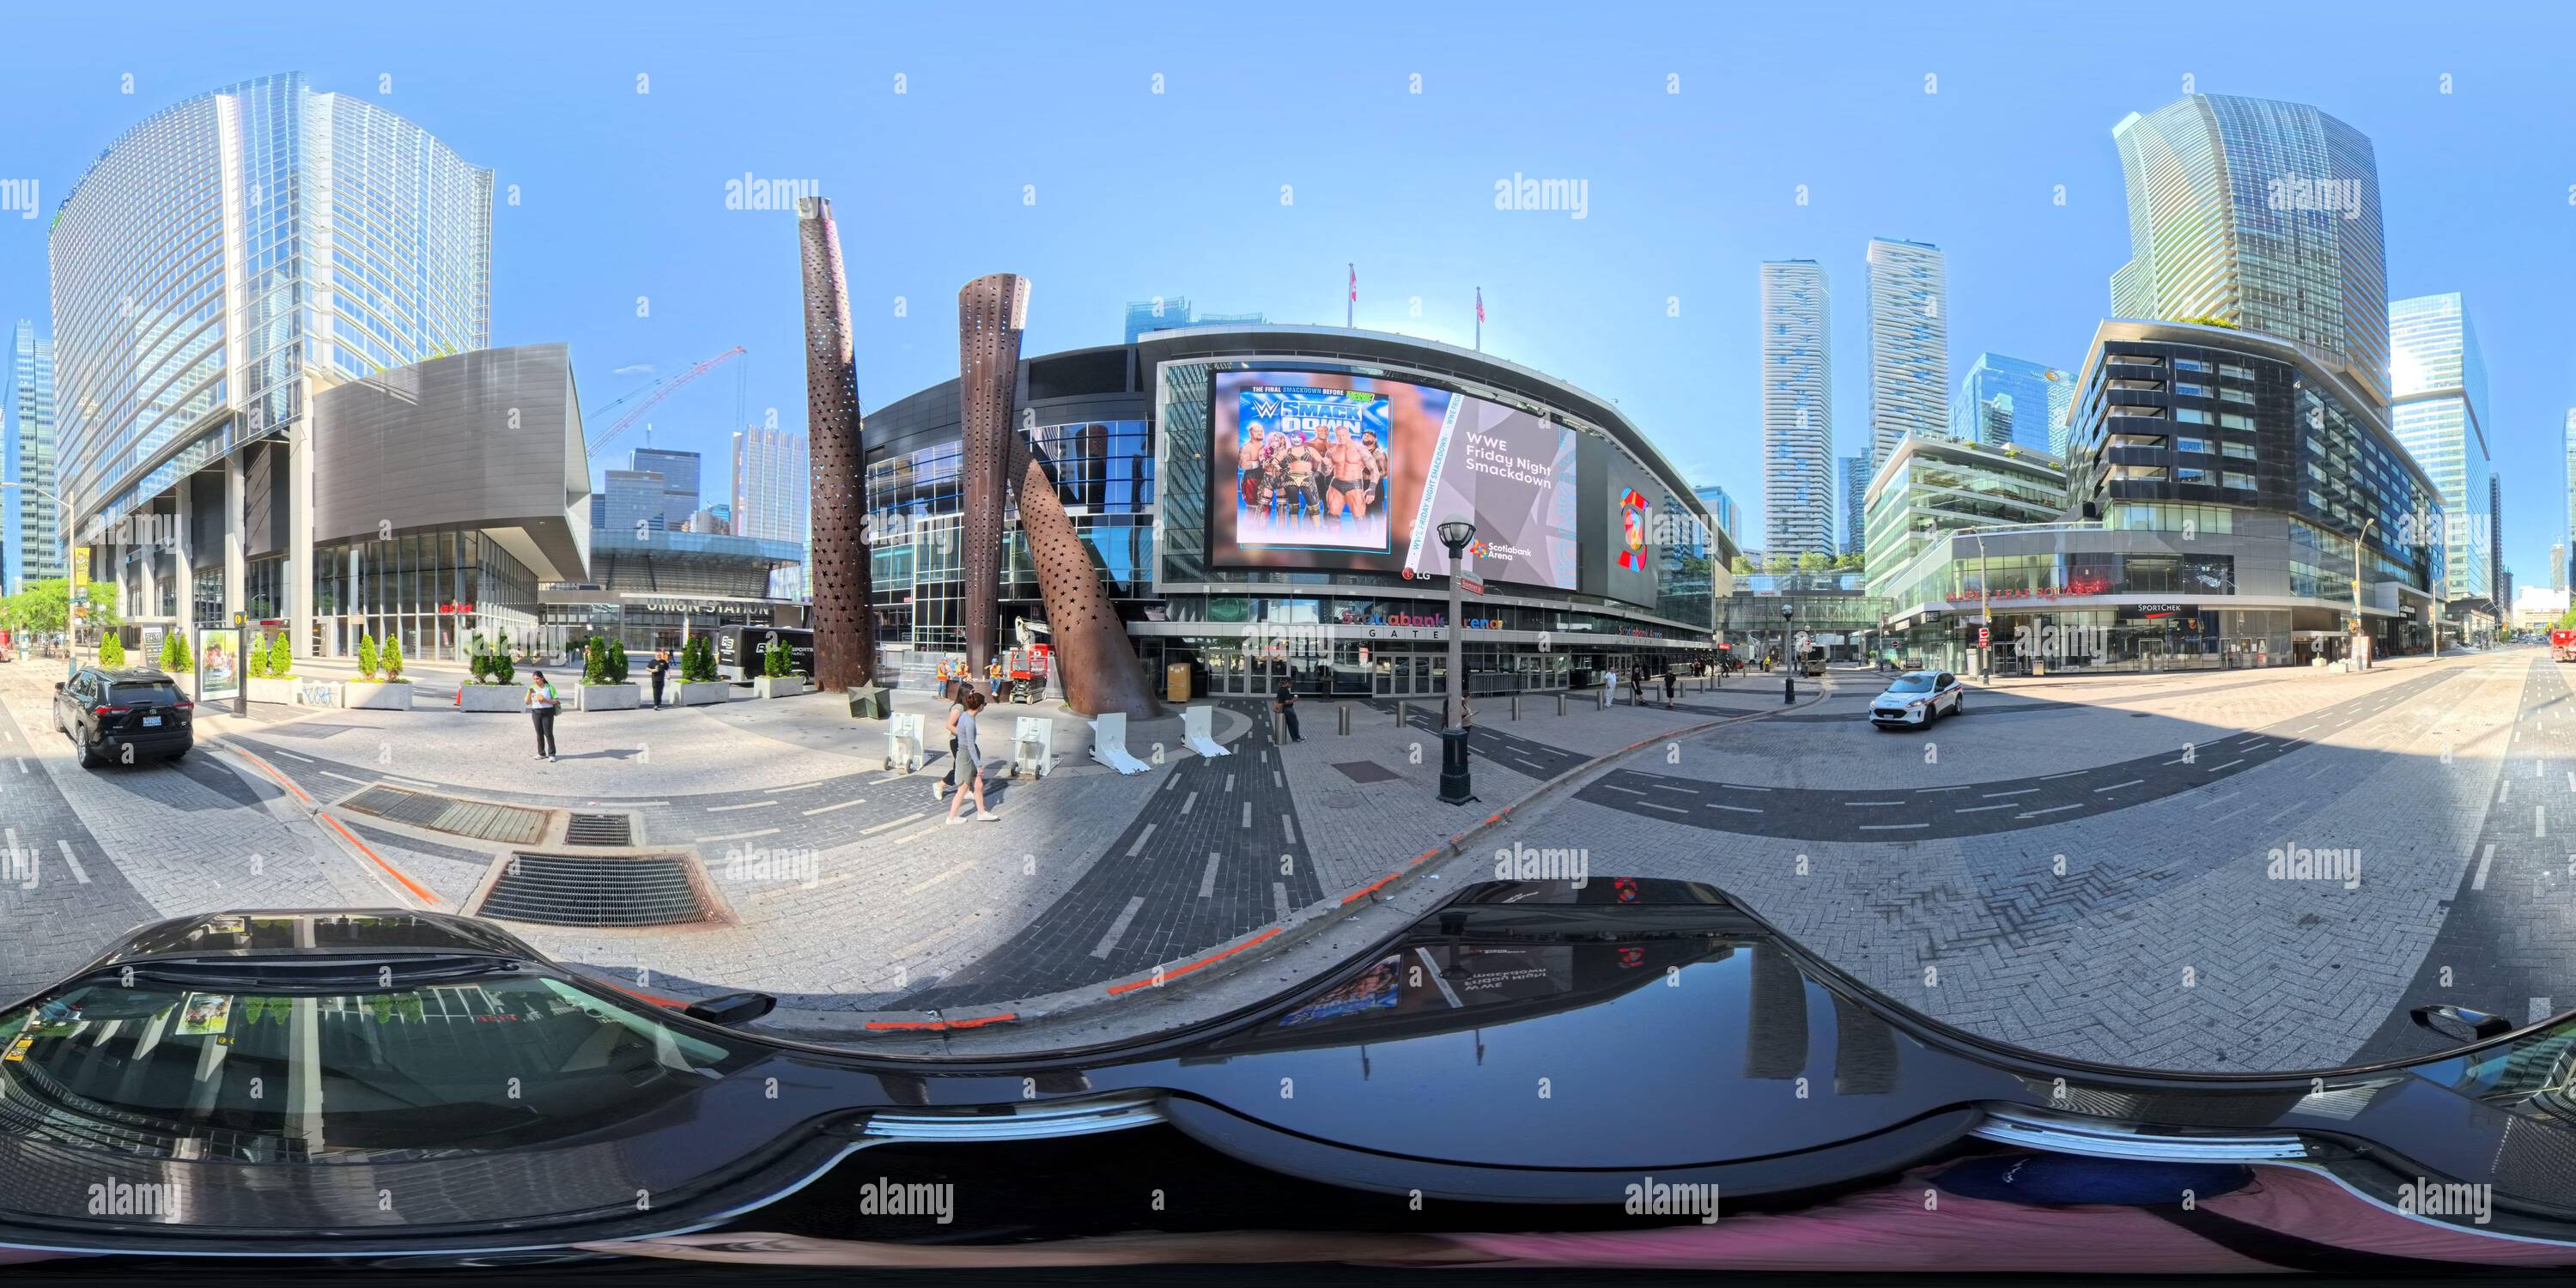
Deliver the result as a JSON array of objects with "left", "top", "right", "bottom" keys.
[{"left": 0, "top": 1, "right": 2568, "bottom": 586}]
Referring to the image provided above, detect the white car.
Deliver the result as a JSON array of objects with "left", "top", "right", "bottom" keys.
[{"left": 1868, "top": 671, "right": 1964, "bottom": 727}]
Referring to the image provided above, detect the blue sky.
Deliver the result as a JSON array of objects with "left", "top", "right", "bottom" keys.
[{"left": 0, "top": 1, "right": 2569, "bottom": 586}]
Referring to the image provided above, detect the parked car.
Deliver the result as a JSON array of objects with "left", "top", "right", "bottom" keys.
[
  {"left": 52, "top": 665, "right": 194, "bottom": 767},
  {"left": 1868, "top": 669, "right": 1963, "bottom": 727}
]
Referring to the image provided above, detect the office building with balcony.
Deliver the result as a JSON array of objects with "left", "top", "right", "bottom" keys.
[
  {"left": 1759, "top": 260, "right": 1835, "bottom": 558},
  {"left": 1863, "top": 238, "right": 1947, "bottom": 471},
  {"left": 4, "top": 320, "right": 58, "bottom": 594}
]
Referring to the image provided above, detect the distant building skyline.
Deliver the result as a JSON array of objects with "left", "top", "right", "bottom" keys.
[
  {"left": 1948, "top": 352, "right": 2070, "bottom": 454},
  {"left": 1838, "top": 454, "right": 1868, "bottom": 556},
  {"left": 4, "top": 320, "right": 58, "bottom": 595},
  {"left": 1759, "top": 259, "right": 1835, "bottom": 558},
  {"left": 2388, "top": 292, "right": 2491, "bottom": 600},
  {"left": 1123, "top": 295, "right": 1268, "bottom": 344},
  {"left": 1863, "top": 238, "right": 1947, "bottom": 473}
]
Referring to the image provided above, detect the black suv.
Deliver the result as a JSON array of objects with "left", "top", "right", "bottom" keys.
[{"left": 52, "top": 666, "right": 194, "bottom": 767}]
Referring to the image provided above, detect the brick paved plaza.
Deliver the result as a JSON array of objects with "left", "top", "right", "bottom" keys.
[{"left": 3, "top": 648, "right": 2565, "bottom": 1072}]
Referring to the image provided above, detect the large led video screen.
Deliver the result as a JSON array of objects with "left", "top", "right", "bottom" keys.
[{"left": 1207, "top": 369, "right": 1578, "bottom": 589}]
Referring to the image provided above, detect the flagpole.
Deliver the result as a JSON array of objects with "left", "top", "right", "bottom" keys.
[
  {"left": 1475, "top": 286, "right": 1483, "bottom": 352},
  {"left": 1346, "top": 263, "right": 1355, "bottom": 328}
]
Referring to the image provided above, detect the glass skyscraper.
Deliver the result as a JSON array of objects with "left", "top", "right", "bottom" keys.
[
  {"left": 1690, "top": 483, "right": 1743, "bottom": 547},
  {"left": 1864, "top": 238, "right": 1947, "bottom": 473},
  {"left": 1948, "top": 352, "right": 2071, "bottom": 454},
  {"left": 1759, "top": 260, "right": 1834, "bottom": 558},
  {"left": 50, "top": 72, "right": 491, "bottom": 641},
  {"left": 2388, "top": 293, "right": 2490, "bottom": 600},
  {"left": 2110, "top": 94, "right": 2388, "bottom": 403},
  {"left": 4, "top": 320, "right": 59, "bottom": 595},
  {"left": 1838, "top": 454, "right": 1868, "bottom": 557}
]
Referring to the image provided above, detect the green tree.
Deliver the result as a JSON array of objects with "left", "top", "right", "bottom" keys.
[
  {"left": 763, "top": 636, "right": 790, "bottom": 677},
  {"left": 1796, "top": 551, "right": 1832, "bottom": 573},
  {"left": 681, "top": 635, "right": 717, "bottom": 683},
  {"left": 1728, "top": 556, "right": 1754, "bottom": 576},
  {"left": 1761, "top": 553, "right": 1792, "bottom": 574},
  {"left": 99, "top": 633, "right": 126, "bottom": 667},
  {"left": 157, "top": 630, "right": 193, "bottom": 672},
  {"left": 383, "top": 635, "right": 405, "bottom": 679},
  {"left": 2178, "top": 313, "right": 2238, "bottom": 330},
  {"left": 267, "top": 632, "right": 292, "bottom": 678},
  {"left": 357, "top": 633, "right": 380, "bottom": 680},
  {"left": 606, "top": 639, "right": 631, "bottom": 683},
  {"left": 582, "top": 637, "right": 608, "bottom": 685}
]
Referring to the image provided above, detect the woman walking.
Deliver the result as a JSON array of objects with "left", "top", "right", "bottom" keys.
[
  {"left": 943, "top": 690, "right": 999, "bottom": 823},
  {"left": 525, "top": 670, "right": 561, "bottom": 762}
]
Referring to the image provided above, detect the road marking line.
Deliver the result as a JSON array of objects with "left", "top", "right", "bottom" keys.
[
  {"left": 56, "top": 840, "right": 88, "bottom": 884},
  {"left": 1709, "top": 803, "right": 1763, "bottom": 814},
  {"left": 2093, "top": 779, "right": 2145, "bottom": 793},
  {"left": 1913, "top": 784, "right": 1971, "bottom": 793},
  {"left": 1844, "top": 799, "right": 1905, "bottom": 806},
  {"left": 1858, "top": 822, "right": 1931, "bottom": 830},
  {"left": 1091, "top": 896, "right": 1148, "bottom": 958},
  {"left": 801, "top": 798, "right": 866, "bottom": 816},
  {"left": 2018, "top": 804, "right": 2082, "bottom": 818},
  {"left": 1224, "top": 774, "right": 1236, "bottom": 792},
  {"left": 270, "top": 750, "right": 315, "bottom": 763},
  {"left": 1982, "top": 787, "right": 2039, "bottom": 799},
  {"left": 2501, "top": 782, "right": 2513, "bottom": 805},
  {"left": 2540, "top": 805, "right": 2549, "bottom": 840},
  {"left": 1273, "top": 771, "right": 1284, "bottom": 789},
  {"left": 1274, "top": 882, "right": 1291, "bottom": 920},
  {"left": 1241, "top": 802, "right": 1253, "bottom": 828},
  {"left": 1198, "top": 852, "right": 1222, "bottom": 897},
  {"left": 861, "top": 812, "right": 926, "bottom": 836},
  {"left": 904, "top": 859, "right": 977, "bottom": 896},
  {"left": 1637, "top": 800, "right": 1690, "bottom": 814},
  {"left": 1954, "top": 803, "right": 2014, "bottom": 813},
  {"left": 696, "top": 827, "right": 780, "bottom": 843},
  {"left": 319, "top": 769, "right": 371, "bottom": 786},
  {"left": 1163, "top": 775, "right": 1182, "bottom": 793},
  {"left": 1720, "top": 783, "right": 1774, "bottom": 792},
  {"left": 2038, "top": 770, "right": 2086, "bottom": 781},
  {"left": 1180, "top": 791, "right": 1198, "bottom": 815},
  {"left": 775, "top": 782, "right": 824, "bottom": 793},
  {"left": 869, "top": 775, "right": 906, "bottom": 785},
  {"left": 705, "top": 799, "right": 776, "bottom": 812},
  {"left": 2471, "top": 842, "right": 2496, "bottom": 891},
  {"left": 1282, "top": 813, "right": 1297, "bottom": 843},
  {"left": 2213, "top": 759, "right": 2245, "bottom": 771},
  {"left": 1601, "top": 783, "right": 1648, "bottom": 795},
  {"left": 1127, "top": 823, "right": 1158, "bottom": 857}
]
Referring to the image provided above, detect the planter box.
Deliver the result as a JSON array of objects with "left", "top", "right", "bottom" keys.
[
  {"left": 677, "top": 680, "right": 732, "bottom": 707},
  {"left": 246, "top": 677, "right": 302, "bottom": 705},
  {"left": 577, "top": 683, "right": 641, "bottom": 711},
  {"left": 752, "top": 676, "right": 809, "bottom": 699},
  {"left": 455, "top": 683, "right": 526, "bottom": 713},
  {"left": 343, "top": 680, "right": 412, "bottom": 710}
]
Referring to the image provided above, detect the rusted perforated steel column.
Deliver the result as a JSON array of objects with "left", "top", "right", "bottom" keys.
[
  {"left": 799, "top": 197, "right": 874, "bottom": 690},
  {"left": 959, "top": 273, "right": 1163, "bottom": 719}
]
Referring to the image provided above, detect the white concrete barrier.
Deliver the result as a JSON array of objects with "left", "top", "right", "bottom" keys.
[
  {"left": 1088, "top": 712, "right": 1151, "bottom": 775},
  {"left": 1182, "top": 704, "right": 1228, "bottom": 758}
]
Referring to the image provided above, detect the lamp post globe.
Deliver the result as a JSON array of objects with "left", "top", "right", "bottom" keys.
[{"left": 1436, "top": 519, "right": 1476, "bottom": 805}]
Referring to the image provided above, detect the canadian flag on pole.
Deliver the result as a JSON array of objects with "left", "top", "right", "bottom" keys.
[
  {"left": 1348, "top": 264, "right": 1358, "bottom": 303},
  {"left": 1476, "top": 287, "right": 1485, "bottom": 324}
]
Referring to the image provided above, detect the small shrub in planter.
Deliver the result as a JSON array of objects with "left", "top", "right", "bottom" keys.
[
  {"left": 384, "top": 636, "right": 405, "bottom": 681},
  {"left": 607, "top": 640, "right": 630, "bottom": 683},
  {"left": 267, "top": 633, "right": 293, "bottom": 679},
  {"left": 764, "top": 637, "right": 791, "bottom": 678},
  {"left": 247, "top": 643, "right": 267, "bottom": 679},
  {"left": 682, "top": 635, "right": 718, "bottom": 683},
  {"left": 583, "top": 638, "right": 609, "bottom": 685},
  {"left": 100, "top": 635, "right": 126, "bottom": 668},
  {"left": 158, "top": 631, "right": 193, "bottom": 673},
  {"left": 357, "top": 633, "right": 380, "bottom": 681}
]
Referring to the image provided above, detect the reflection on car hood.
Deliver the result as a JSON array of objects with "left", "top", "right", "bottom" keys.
[{"left": 5, "top": 883, "right": 2576, "bottom": 1255}]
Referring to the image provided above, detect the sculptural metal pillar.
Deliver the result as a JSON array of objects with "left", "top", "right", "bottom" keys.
[
  {"left": 799, "top": 197, "right": 874, "bottom": 690},
  {"left": 959, "top": 273, "right": 1163, "bottom": 719}
]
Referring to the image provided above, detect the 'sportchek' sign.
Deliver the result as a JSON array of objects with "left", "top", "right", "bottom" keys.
[{"left": 1458, "top": 576, "right": 1487, "bottom": 596}]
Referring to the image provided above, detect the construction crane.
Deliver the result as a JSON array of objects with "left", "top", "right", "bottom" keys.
[{"left": 583, "top": 347, "right": 745, "bottom": 455}]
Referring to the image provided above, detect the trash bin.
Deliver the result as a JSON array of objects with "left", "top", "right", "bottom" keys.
[{"left": 1166, "top": 662, "right": 1194, "bottom": 702}]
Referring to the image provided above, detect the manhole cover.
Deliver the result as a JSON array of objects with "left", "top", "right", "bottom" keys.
[
  {"left": 1333, "top": 760, "right": 1402, "bottom": 784},
  {"left": 471, "top": 852, "right": 708, "bottom": 927},
  {"left": 340, "top": 786, "right": 548, "bottom": 845},
  {"left": 565, "top": 812, "right": 637, "bottom": 847}
]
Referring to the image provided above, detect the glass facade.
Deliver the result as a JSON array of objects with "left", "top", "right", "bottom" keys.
[
  {"left": 2388, "top": 293, "right": 2491, "bottom": 598},
  {"left": 1760, "top": 260, "right": 1834, "bottom": 557},
  {"left": 307, "top": 530, "right": 538, "bottom": 660},
  {"left": 51, "top": 72, "right": 493, "bottom": 538},
  {"left": 4, "top": 320, "right": 59, "bottom": 594},
  {"left": 1861, "top": 437, "right": 2068, "bottom": 593},
  {"left": 1947, "top": 352, "right": 2073, "bottom": 454},
  {"left": 1863, "top": 239, "right": 1947, "bottom": 471},
  {"left": 2110, "top": 94, "right": 2388, "bottom": 402}
]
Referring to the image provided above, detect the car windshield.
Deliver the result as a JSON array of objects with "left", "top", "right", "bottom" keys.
[
  {"left": 1885, "top": 674, "right": 1936, "bottom": 693},
  {"left": 0, "top": 970, "right": 754, "bottom": 1161}
]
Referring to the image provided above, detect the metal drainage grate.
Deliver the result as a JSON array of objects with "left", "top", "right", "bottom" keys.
[
  {"left": 340, "top": 786, "right": 550, "bottom": 846},
  {"left": 564, "top": 812, "right": 637, "bottom": 847},
  {"left": 474, "top": 852, "right": 708, "bottom": 927}
]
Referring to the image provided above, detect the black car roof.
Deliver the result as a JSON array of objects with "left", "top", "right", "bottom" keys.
[{"left": 86, "top": 666, "right": 177, "bottom": 682}]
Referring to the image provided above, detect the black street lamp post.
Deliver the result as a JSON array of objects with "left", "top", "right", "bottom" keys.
[
  {"left": 1781, "top": 604, "right": 1796, "bottom": 704},
  {"left": 1437, "top": 519, "right": 1478, "bottom": 805}
]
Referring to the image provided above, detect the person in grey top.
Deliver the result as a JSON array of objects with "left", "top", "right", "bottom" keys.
[{"left": 944, "top": 690, "right": 998, "bottom": 823}]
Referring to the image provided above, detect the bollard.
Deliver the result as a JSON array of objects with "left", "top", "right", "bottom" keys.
[
  {"left": 1338, "top": 702, "right": 1352, "bottom": 736},
  {"left": 1556, "top": 692, "right": 1567, "bottom": 717},
  {"left": 1510, "top": 694, "right": 1520, "bottom": 721},
  {"left": 1396, "top": 699, "right": 1408, "bottom": 729},
  {"left": 1271, "top": 711, "right": 1284, "bottom": 742}
]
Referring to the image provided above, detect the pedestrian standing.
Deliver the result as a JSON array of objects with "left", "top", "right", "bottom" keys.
[
  {"left": 647, "top": 649, "right": 670, "bottom": 709},
  {"left": 944, "top": 690, "right": 999, "bottom": 823},
  {"left": 526, "top": 670, "right": 561, "bottom": 762},
  {"left": 1273, "top": 675, "right": 1302, "bottom": 742},
  {"left": 987, "top": 657, "right": 1005, "bottom": 702},
  {"left": 1663, "top": 671, "right": 1676, "bottom": 707},
  {"left": 935, "top": 680, "right": 967, "bottom": 801}
]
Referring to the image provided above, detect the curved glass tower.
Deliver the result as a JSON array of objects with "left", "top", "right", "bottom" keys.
[
  {"left": 49, "top": 72, "right": 491, "bottom": 641},
  {"left": 2111, "top": 94, "right": 2386, "bottom": 404}
]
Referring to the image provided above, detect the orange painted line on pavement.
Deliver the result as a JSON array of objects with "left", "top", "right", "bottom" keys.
[
  {"left": 861, "top": 1012, "right": 1019, "bottom": 1031},
  {"left": 1106, "top": 926, "right": 1284, "bottom": 996},
  {"left": 227, "top": 745, "right": 313, "bottom": 805},
  {"left": 319, "top": 814, "right": 440, "bottom": 905}
]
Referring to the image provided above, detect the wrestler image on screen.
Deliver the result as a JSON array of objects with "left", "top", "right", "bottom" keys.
[{"left": 1226, "top": 381, "right": 1393, "bottom": 551}]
